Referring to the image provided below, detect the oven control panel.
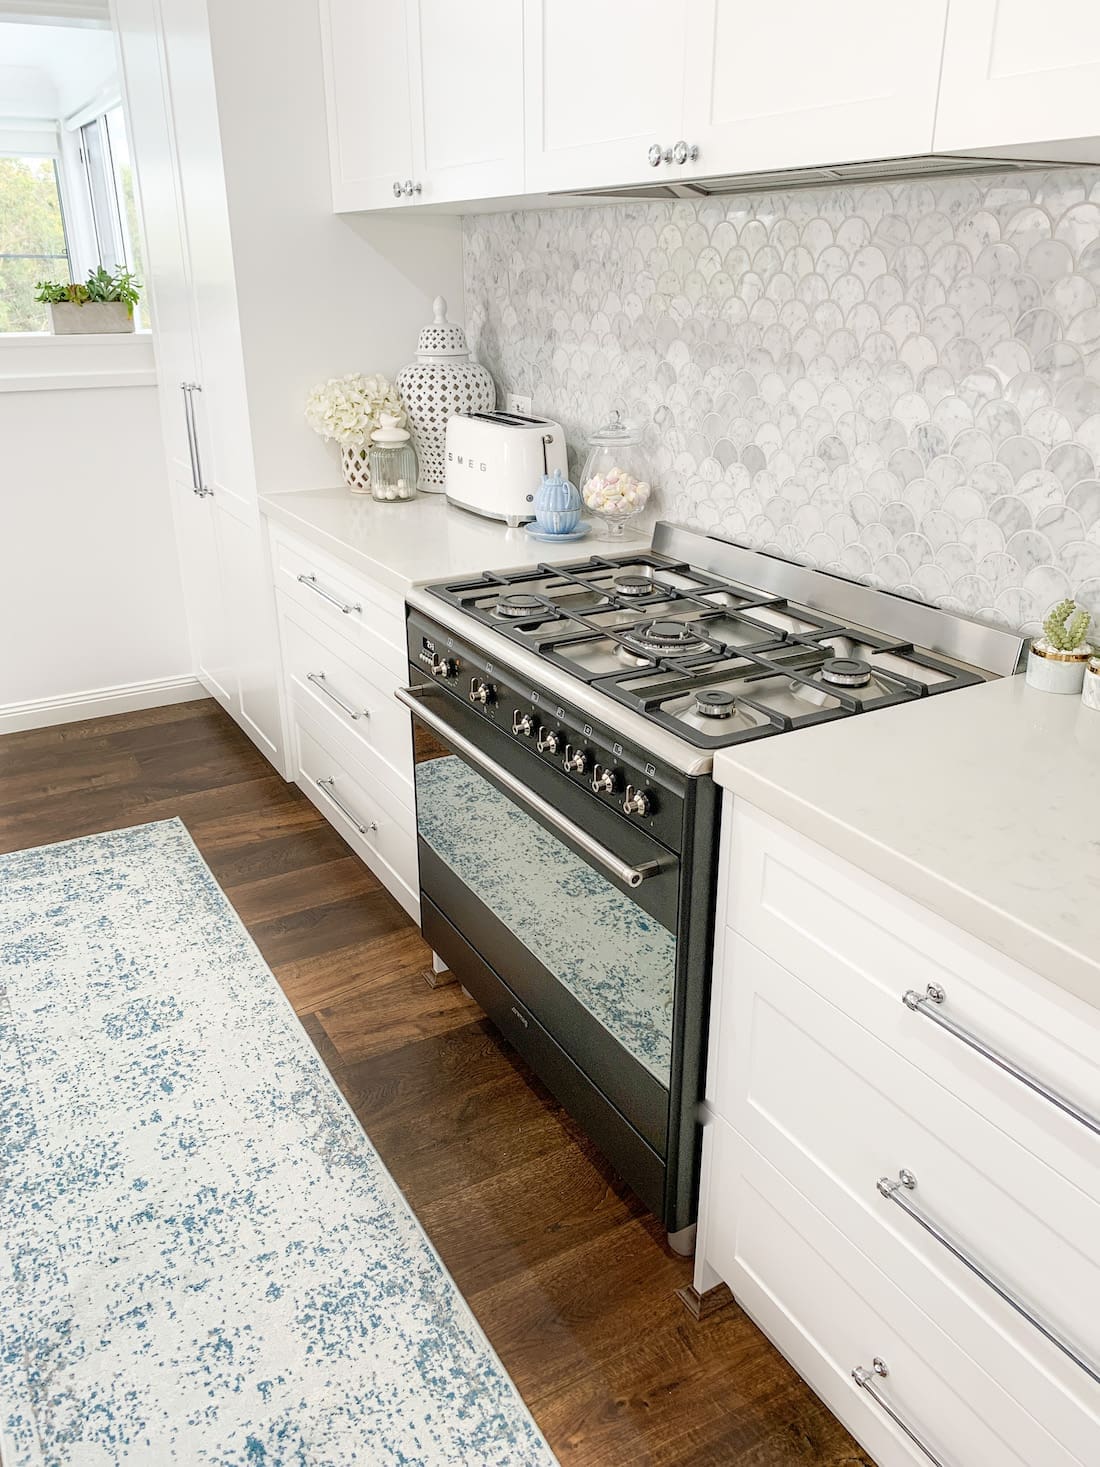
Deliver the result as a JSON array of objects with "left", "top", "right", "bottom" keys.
[{"left": 409, "top": 614, "right": 683, "bottom": 844}]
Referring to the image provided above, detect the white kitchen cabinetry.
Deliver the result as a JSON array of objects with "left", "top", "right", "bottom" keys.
[
  {"left": 114, "top": 0, "right": 285, "bottom": 769},
  {"left": 322, "top": 0, "right": 523, "bottom": 211},
  {"left": 681, "top": 1, "right": 950, "bottom": 177},
  {"left": 696, "top": 796, "right": 1100, "bottom": 1467},
  {"left": 270, "top": 524, "right": 419, "bottom": 920},
  {"left": 522, "top": 0, "right": 688, "bottom": 193},
  {"left": 935, "top": 1, "right": 1100, "bottom": 158}
]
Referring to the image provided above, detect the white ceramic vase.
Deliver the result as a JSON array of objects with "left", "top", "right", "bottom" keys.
[
  {"left": 1025, "top": 640, "right": 1092, "bottom": 694},
  {"left": 341, "top": 445, "right": 371, "bottom": 495},
  {"left": 396, "top": 296, "right": 494, "bottom": 492},
  {"left": 1082, "top": 657, "right": 1100, "bottom": 711}
]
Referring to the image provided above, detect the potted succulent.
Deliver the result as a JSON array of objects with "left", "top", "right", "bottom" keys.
[
  {"left": 34, "top": 266, "right": 141, "bottom": 334},
  {"left": 1026, "top": 599, "right": 1093, "bottom": 694}
]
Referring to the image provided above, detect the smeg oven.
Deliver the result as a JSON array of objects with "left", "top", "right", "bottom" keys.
[{"left": 397, "top": 607, "right": 718, "bottom": 1248}]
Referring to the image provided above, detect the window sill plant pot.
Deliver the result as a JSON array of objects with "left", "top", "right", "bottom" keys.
[
  {"left": 48, "top": 301, "right": 134, "bottom": 335},
  {"left": 35, "top": 267, "right": 140, "bottom": 336},
  {"left": 1025, "top": 599, "right": 1093, "bottom": 695}
]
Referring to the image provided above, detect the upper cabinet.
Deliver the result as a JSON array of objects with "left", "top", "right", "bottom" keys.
[
  {"left": 320, "top": 0, "right": 415, "bottom": 211},
  {"left": 322, "top": 0, "right": 523, "bottom": 211},
  {"left": 681, "top": 0, "right": 949, "bottom": 175},
  {"left": 408, "top": 0, "right": 524, "bottom": 203},
  {"left": 935, "top": 0, "right": 1100, "bottom": 155},
  {"left": 523, "top": 0, "right": 688, "bottom": 193}
]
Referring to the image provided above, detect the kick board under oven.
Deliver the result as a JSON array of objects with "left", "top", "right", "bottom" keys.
[{"left": 398, "top": 608, "right": 718, "bottom": 1240}]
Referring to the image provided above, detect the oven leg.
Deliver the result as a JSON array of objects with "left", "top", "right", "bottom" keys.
[
  {"left": 422, "top": 951, "right": 458, "bottom": 989},
  {"left": 666, "top": 1222, "right": 697, "bottom": 1258}
]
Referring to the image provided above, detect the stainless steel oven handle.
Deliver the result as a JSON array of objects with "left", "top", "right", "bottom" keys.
[{"left": 396, "top": 685, "right": 664, "bottom": 890}]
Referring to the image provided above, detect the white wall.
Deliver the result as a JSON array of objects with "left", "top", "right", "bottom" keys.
[
  {"left": 205, "top": 0, "right": 464, "bottom": 497},
  {"left": 0, "top": 354, "right": 194, "bottom": 731}
]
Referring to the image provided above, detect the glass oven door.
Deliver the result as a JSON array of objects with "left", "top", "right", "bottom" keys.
[{"left": 398, "top": 681, "right": 680, "bottom": 1171}]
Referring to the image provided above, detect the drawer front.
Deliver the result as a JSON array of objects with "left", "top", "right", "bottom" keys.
[
  {"left": 712, "top": 931, "right": 1100, "bottom": 1461},
  {"left": 293, "top": 711, "right": 418, "bottom": 921},
  {"left": 722, "top": 797, "right": 1100, "bottom": 1185},
  {"left": 704, "top": 1118, "right": 1070, "bottom": 1467},
  {"left": 271, "top": 524, "right": 406, "bottom": 680},
  {"left": 280, "top": 600, "right": 413, "bottom": 807}
]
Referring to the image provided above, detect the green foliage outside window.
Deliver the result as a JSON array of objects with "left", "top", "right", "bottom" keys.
[{"left": 0, "top": 156, "right": 70, "bottom": 333}]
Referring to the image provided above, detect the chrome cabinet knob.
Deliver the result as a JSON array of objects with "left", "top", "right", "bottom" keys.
[
  {"left": 393, "top": 180, "right": 403, "bottom": 198},
  {"left": 429, "top": 655, "right": 457, "bottom": 679},
  {"left": 562, "top": 744, "right": 589, "bottom": 774},
  {"left": 512, "top": 710, "right": 535, "bottom": 737},
  {"left": 647, "top": 143, "right": 663, "bottom": 167},
  {"left": 591, "top": 764, "right": 618, "bottom": 795},
  {"left": 536, "top": 726, "right": 561, "bottom": 755},
  {"left": 468, "top": 677, "right": 495, "bottom": 705},
  {"left": 622, "top": 785, "right": 652, "bottom": 817},
  {"left": 671, "top": 140, "right": 699, "bottom": 165},
  {"left": 401, "top": 179, "right": 422, "bottom": 197}
]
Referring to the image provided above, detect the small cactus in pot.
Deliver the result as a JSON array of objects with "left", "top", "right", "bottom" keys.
[{"left": 1026, "top": 598, "right": 1093, "bottom": 694}]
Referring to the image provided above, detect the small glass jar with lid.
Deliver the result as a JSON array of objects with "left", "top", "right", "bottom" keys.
[
  {"left": 368, "top": 414, "right": 418, "bottom": 503},
  {"left": 580, "top": 411, "right": 652, "bottom": 539}
]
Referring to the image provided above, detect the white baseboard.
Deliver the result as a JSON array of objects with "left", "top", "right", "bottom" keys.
[{"left": 0, "top": 674, "right": 207, "bottom": 735}]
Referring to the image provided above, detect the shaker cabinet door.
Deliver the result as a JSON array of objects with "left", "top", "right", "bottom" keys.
[
  {"left": 935, "top": 0, "right": 1100, "bottom": 155},
  {"left": 407, "top": 0, "right": 524, "bottom": 203},
  {"left": 523, "top": 0, "right": 689, "bottom": 194},
  {"left": 320, "top": 0, "right": 415, "bottom": 211},
  {"left": 682, "top": 0, "right": 948, "bottom": 178},
  {"left": 169, "top": 477, "right": 236, "bottom": 714}
]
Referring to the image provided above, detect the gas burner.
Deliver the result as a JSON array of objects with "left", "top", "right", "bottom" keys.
[
  {"left": 694, "top": 689, "right": 738, "bottom": 719},
  {"left": 625, "top": 619, "right": 708, "bottom": 655},
  {"left": 820, "top": 656, "right": 872, "bottom": 687},
  {"left": 614, "top": 573, "right": 654, "bottom": 599},
  {"left": 494, "top": 593, "right": 545, "bottom": 620}
]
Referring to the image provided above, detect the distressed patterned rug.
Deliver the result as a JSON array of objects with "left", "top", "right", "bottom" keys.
[{"left": 0, "top": 819, "right": 556, "bottom": 1466}]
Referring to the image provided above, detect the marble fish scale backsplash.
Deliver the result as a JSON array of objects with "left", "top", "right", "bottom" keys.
[{"left": 463, "top": 170, "right": 1100, "bottom": 637}]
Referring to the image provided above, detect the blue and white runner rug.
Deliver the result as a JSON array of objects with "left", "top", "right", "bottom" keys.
[{"left": 0, "top": 819, "right": 555, "bottom": 1466}]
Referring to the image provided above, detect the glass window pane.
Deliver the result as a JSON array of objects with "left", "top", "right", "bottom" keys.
[
  {"left": 0, "top": 155, "right": 71, "bottom": 333},
  {"left": 105, "top": 105, "right": 143, "bottom": 282}
]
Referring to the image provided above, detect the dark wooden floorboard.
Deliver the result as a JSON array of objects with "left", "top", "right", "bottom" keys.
[{"left": 0, "top": 699, "right": 871, "bottom": 1467}]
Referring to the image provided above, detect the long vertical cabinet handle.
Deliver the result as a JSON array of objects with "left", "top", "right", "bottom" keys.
[
  {"left": 180, "top": 382, "right": 211, "bottom": 498},
  {"left": 180, "top": 382, "right": 200, "bottom": 492}
]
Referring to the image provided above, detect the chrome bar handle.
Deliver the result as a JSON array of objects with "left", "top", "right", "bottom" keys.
[
  {"left": 903, "top": 984, "right": 1100, "bottom": 1138},
  {"left": 307, "top": 671, "right": 365, "bottom": 721},
  {"left": 180, "top": 382, "right": 200, "bottom": 493},
  {"left": 316, "top": 776, "right": 376, "bottom": 835},
  {"left": 851, "top": 1359, "right": 945, "bottom": 1466},
  {"left": 395, "top": 685, "right": 665, "bottom": 890},
  {"left": 296, "top": 573, "right": 361, "bottom": 615},
  {"left": 877, "top": 1169, "right": 1100, "bottom": 1385}
]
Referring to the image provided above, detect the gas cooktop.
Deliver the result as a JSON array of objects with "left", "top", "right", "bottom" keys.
[{"left": 424, "top": 525, "right": 1025, "bottom": 752}]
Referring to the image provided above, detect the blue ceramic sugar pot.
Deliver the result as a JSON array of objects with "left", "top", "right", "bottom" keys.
[{"left": 533, "top": 468, "right": 582, "bottom": 535}]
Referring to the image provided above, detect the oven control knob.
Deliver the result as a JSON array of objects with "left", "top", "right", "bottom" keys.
[
  {"left": 469, "top": 677, "right": 495, "bottom": 705},
  {"left": 512, "top": 710, "right": 535, "bottom": 736},
  {"left": 622, "top": 785, "right": 652, "bottom": 817},
  {"left": 591, "top": 764, "right": 618, "bottom": 795},
  {"left": 536, "top": 726, "right": 561, "bottom": 754},
  {"left": 430, "top": 655, "right": 457, "bottom": 679},
  {"left": 562, "top": 745, "right": 589, "bottom": 775}
]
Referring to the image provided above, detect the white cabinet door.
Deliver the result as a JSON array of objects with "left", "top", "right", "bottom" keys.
[
  {"left": 216, "top": 500, "right": 284, "bottom": 766},
  {"left": 523, "top": 0, "right": 689, "bottom": 193},
  {"left": 406, "top": 0, "right": 524, "bottom": 203},
  {"left": 320, "top": 0, "right": 415, "bottom": 210},
  {"left": 935, "top": 0, "right": 1100, "bottom": 154},
  {"left": 168, "top": 476, "right": 236, "bottom": 711},
  {"left": 682, "top": 0, "right": 948, "bottom": 177}
]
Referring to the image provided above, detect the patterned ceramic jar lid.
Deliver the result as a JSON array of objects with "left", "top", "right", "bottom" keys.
[{"left": 416, "top": 296, "right": 470, "bottom": 360}]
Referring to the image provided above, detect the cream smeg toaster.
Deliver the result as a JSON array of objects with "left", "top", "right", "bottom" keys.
[{"left": 445, "top": 411, "right": 568, "bottom": 526}]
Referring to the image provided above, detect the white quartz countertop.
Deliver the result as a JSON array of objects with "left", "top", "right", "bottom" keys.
[
  {"left": 260, "top": 486, "right": 647, "bottom": 593},
  {"left": 713, "top": 675, "right": 1100, "bottom": 1005}
]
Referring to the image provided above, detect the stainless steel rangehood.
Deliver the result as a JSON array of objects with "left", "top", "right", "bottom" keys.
[{"left": 557, "top": 151, "right": 1056, "bottom": 202}]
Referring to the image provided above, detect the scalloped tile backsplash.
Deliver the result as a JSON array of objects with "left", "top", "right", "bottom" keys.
[{"left": 463, "top": 170, "right": 1100, "bottom": 637}]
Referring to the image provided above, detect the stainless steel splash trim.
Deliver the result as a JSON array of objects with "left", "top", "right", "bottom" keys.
[
  {"left": 396, "top": 684, "right": 665, "bottom": 889},
  {"left": 653, "top": 524, "right": 1026, "bottom": 677}
]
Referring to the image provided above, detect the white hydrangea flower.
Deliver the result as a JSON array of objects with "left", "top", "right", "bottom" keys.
[{"left": 305, "top": 373, "right": 406, "bottom": 449}]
